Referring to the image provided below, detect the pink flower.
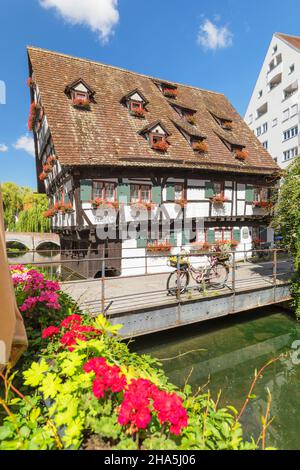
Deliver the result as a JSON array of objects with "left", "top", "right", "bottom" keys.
[{"left": 42, "top": 326, "right": 60, "bottom": 339}]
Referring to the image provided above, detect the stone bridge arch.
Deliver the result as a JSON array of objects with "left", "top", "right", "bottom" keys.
[{"left": 5, "top": 233, "right": 60, "bottom": 251}]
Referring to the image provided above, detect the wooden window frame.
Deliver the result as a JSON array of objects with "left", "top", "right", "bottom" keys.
[
  {"left": 130, "top": 184, "right": 152, "bottom": 203},
  {"left": 130, "top": 100, "right": 143, "bottom": 112},
  {"left": 214, "top": 228, "right": 233, "bottom": 242},
  {"left": 92, "top": 181, "right": 117, "bottom": 202},
  {"left": 213, "top": 182, "right": 225, "bottom": 198},
  {"left": 150, "top": 133, "right": 166, "bottom": 147},
  {"left": 174, "top": 183, "right": 185, "bottom": 202},
  {"left": 73, "top": 90, "right": 89, "bottom": 101},
  {"left": 254, "top": 187, "right": 270, "bottom": 203}
]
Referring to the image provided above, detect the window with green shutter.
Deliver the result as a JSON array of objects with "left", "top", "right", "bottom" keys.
[
  {"left": 117, "top": 184, "right": 130, "bottom": 204},
  {"left": 233, "top": 228, "right": 241, "bottom": 243},
  {"left": 169, "top": 232, "right": 177, "bottom": 247},
  {"left": 137, "top": 238, "right": 147, "bottom": 248},
  {"left": 207, "top": 229, "right": 215, "bottom": 244},
  {"left": 182, "top": 229, "right": 190, "bottom": 246},
  {"left": 80, "top": 180, "right": 92, "bottom": 202},
  {"left": 166, "top": 185, "right": 175, "bottom": 201},
  {"left": 245, "top": 187, "right": 255, "bottom": 203},
  {"left": 64, "top": 192, "right": 70, "bottom": 204},
  {"left": 259, "top": 227, "right": 268, "bottom": 242},
  {"left": 152, "top": 186, "right": 162, "bottom": 204},
  {"left": 205, "top": 182, "right": 215, "bottom": 199}
]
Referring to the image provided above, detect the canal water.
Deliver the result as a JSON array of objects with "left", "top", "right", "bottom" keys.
[{"left": 133, "top": 308, "right": 300, "bottom": 450}]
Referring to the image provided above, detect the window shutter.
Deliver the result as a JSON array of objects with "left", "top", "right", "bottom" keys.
[
  {"left": 137, "top": 238, "right": 147, "bottom": 248},
  {"left": 152, "top": 186, "right": 162, "bottom": 204},
  {"left": 166, "top": 185, "right": 175, "bottom": 201},
  {"left": 233, "top": 228, "right": 241, "bottom": 243},
  {"left": 64, "top": 192, "right": 70, "bottom": 204},
  {"left": 117, "top": 184, "right": 130, "bottom": 204},
  {"left": 245, "top": 187, "right": 255, "bottom": 203},
  {"left": 260, "top": 227, "right": 268, "bottom": 242},
  {"left": 169, "top": 232, "right": 177, "bottom": 247},
  {"left": 80, "top": 180, "right": 92, "bottom": 202},
  {"left": 207, "top": 229, "right": 215, "bottom": 244},
  {"left": 205, "top": 182, "right": 215, "bottom": 199},
  {"left": 182, "top": 229, "right": 190, "bottom": 246}
]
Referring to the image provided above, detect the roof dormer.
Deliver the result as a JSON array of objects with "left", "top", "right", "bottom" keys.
[
  {"left": 154, "top": 80, "right": 178, "bottom": 99},
  {"left": 169, "top": 101, "right": 197, "bottom": 125},
  {"left": 140, "top": 120, "right": 171, "bottom": 152},
  {"left": 120, "top": 89, "right": 149, "bottom": 118},
  {"left": 65, "top": 78, "right": 95, "bottom": 110},
  {"left": 172, "top": 119, "right": 208, "bottom": 153}
]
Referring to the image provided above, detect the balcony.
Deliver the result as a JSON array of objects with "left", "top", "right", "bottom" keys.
[
  {"left": 267, "top": 62, "right": 283, "bottom": 85},
  {"left": 256, "top": 102, "right": 268, "bottom": 120},
  {"left": 283, "top": 81, "right": 298, "bottom": 102}
]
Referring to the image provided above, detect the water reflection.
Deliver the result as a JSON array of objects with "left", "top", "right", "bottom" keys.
[{"left": 133, "top": 309, "right": 300, "bottom": 450}]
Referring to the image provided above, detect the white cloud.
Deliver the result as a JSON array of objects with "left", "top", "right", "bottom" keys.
[
  {"left": 0, "top": 144, "right": 8, "bottom": 153},
  {"left": 39, "top": 0, "right": 119, "bottom": 43},
  {"left": 13, "top": 136, "right": 35, "bottom": 157},
  {"left": 197, "top": 19, "right": 233, "bottom": 51}
]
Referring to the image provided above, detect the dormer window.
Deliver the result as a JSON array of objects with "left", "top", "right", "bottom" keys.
[
  {"left": 154, "top": 80, "right": 178, "bottom": 99},
  {"left": 192, "top": 138, "right": 209, "bottom": 153},
  {"left": 140, "top": 120, "right": 170, "bottom": 153},
  {"left": 210, "top": 112, "right": 233, "bottom": 131},
  {"left": 65, "top": 78, "right": 95, "bottom": 110},
  {"left": 233, "top": 145, "right": 249, "bottom": 162},
  {"left": 121, "top": 89, "right": 148, "bottom": 119}
]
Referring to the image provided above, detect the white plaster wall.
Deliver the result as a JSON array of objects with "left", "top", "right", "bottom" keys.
[{"left": 245, "top": 33, "right": 300, "bottom": 168}]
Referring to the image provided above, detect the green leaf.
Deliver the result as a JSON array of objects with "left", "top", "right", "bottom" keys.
[
  {"left": 23, "top": 359, "right": 49, "bottom": 387},
  {"left": 40, "top": 373, "right": 62, "bottom": 399}
]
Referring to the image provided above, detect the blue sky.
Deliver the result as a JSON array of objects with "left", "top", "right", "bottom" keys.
[{"left": 0, "top": 0, "right": 300, "bottom": 189}]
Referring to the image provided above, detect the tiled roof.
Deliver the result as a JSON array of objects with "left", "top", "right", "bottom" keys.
[
  {"left": 172, "top": 119, "right": 207, "bottom": 139},
  {"left": 27, "top": 46, "right": 279, "bottom": 176},
  {"left": 276, "top": 33, "right": 300, "bottom": 51}
]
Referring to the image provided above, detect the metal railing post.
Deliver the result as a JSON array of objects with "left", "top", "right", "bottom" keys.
[
  {"left": 176, "top": 254, "right": 181, "bottom": 301},
  {"left": 232, "top": 251, "right": 236, "bottom": 293},
  {"left": 101, "top": 257, "right": 106, "bottom": 315},
  {"left": 273, "top": 249, "right": 277, "bottom": 286}
]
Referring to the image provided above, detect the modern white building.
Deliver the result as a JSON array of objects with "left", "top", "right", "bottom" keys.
[{"left": 245, "top": 33, "right": 300, "bottom": 168}]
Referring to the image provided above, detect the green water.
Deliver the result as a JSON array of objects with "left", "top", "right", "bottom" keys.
[{"left": 133, "top": 308, "right": 300, "bottom": 450}]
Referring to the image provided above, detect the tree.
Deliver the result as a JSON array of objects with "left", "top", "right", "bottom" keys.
[
  {"left": 274, "top": 158, "right": 300, "bottom": 316},
  {"left": 0, "top": 182, "right": 50, "bottom": 233}
]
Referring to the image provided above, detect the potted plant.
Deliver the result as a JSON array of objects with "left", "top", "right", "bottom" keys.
[
  {"left": 47, "top": 155, "right": 58, "bottom": 167},
  {"left": 131, "top": 202, "right": 155, "bottom": 211},
  {"left": 222, "top": 121, "right": 233, "bottom": 131},
  {"left": 186, "top": 115, "right": 196, "bottom": 125},
  {"left": 42, "top": 164, "right": 52, "bottom": 175},
  {"left": 163, "top": 88, "right": 177, "bottom": 98},
  {"left": 90, "top": 198, "right": 119, "bottom": 210},
  {"left": 211, "top": 195, "right": 228, "bottom": 205},
  {"left": 130, "top": 108, "right": 146, "bottom": 118},
  {"left": 152, "top": 140, "right": 169, "bottom": 152},
  {"left": 43, "top": 208, "right": 56, "bottom": 219},
  {"left": 193, "top": 141, "right": 209, "bottom": 153},
  {"left": 147, "top": 241, "right": 172, "bottom": 253},
  {"left": 64, "top": 202, "right": 75, "bottom": 214},
  {"left": 72, "top": 97, "right": 91, "bottom": 110},
  {"left": 235, "top": 149, "right": 249, "bottom": 161},
  {"left": 28, "top": 102, "right": 41, "bottom": 131},
  {"left": 39, "top": 172, "right": 47, "bottom": 182},
  {"left": 252, "top": 201, "right": 273, "bottom": 209}
]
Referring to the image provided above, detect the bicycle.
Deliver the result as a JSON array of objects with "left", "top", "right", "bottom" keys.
[{"left": 167, "top": 251, "right": 229, "bottom": 296}]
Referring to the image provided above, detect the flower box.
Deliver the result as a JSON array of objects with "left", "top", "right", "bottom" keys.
[
  {"left": 39, "top": 172, "right": 47, "bottom": 182},
  {"left": 43, "top": 164, "right": 52, "bottom": 174},
  {"left": 222, "top": 121, "right": 233, "bottom": 131},
  {"left": 191, "top": 242, "right": 212, "bottom": 253},
  {"left": 252, "top": 201, "right": 273, "bottom": 209},
  {"left": 130, "top": 108, "right": 146, "bottom": 118},
  {"left": 193, "top": 141, "right": 209, "bottom": 153},
  {"left": 235, "top": 149, "right": 249, "bottom": 161},
  {"left": 27, "top": 77, "right": 35, "bottom": 88},
  {"left": 28, "top": 102, "right": 41, "bottom": 131},
  {"left": 186, "top": 115, "right": 196, "bottom": 125},
  {"left": 47, "top": 155, "right": 58, "bottom": 167},
  {"left": 211, "top": 195, "right": 228, "bottom": 205},
  {"left": 163, "top": 88, "right": 177, "bottom": 98},
  {"left": 90, "top": 198, "right": 119, "bottom": 210},
  {"left": 152, "top": 140, "right": 169, "bottom": 152},
  {"left": 43, "top": 208, "right": 57, "bottom": 218},
  {"left": 72, "top": 98, "right": 91, "bottom": 110},
  {"left": 131, "top": 202, "right": 156, "bottom": 211},
  {"left": 146, "top": 242, "right": 172, "bottom": 253}
]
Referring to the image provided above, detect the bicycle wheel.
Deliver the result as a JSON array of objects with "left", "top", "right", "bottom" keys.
[
  {"left": 167, "top": 270, "right": 190, "bottom": 296},
  {"left": 209, "top": 263, "right": 229, "bottom": 288}
]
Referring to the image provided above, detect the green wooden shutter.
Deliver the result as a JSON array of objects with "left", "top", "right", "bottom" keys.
[
  {"left": 245, "top": 187, "right": 255, "bottom": 203},
  {"left": 152, "top": 186, "right": 162, "bottom": 204},
  {"left": 182, "top": 229, "right": 190, "bottom": 246},
  {"left": 166, "top": 185, "right": 175, "bottom": 201},
  {"left": 169, "top": 232, "right": 177, "bottom": 247},
  {"left": 80, "top": 180, "right": 92, "bottom": 202},
  {"left": 117, "top": 184, "right": 130, "bottom": 204},
  {"left": 233, "top": 228, "right": 241, "bottom": 243},
  {"left": 137, "top": 238, "right": 147, "bottom": 248},
  {"left": 260, "top": 227, "right": 268, "bottom": 242},
  {"left": 205, "top": 182, "right": 215, "bottom": 199},
  {"left": 64, "top": 192, "right": 70, "bottom": 203},
  {"left": 207, "top": 229, "right": 215, "bottom": 244}
]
